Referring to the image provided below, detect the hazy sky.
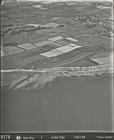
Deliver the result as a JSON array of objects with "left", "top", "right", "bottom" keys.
[{"left": 17, "top": 0, "right": 112, "bottom": 2}]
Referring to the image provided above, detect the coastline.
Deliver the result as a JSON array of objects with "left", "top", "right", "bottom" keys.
[{"left": 1, "top": 64, "right": 113, "bottom": 89}]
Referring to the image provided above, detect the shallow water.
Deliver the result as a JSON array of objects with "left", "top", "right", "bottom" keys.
[{"left": 1, "top": 76, "right": 112, "bottom": 132}]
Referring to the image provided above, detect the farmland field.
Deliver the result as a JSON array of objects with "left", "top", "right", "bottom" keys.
[
  {"left": 1, "top": 0, "right": 112, "bottom": 69},
  {"left": 1, "top": 0, "right": 113, "bottom": 132}
]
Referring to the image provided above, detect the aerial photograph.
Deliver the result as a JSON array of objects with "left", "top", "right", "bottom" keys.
[{"left": 1, "top": 0, "right": 114, "bottom": 132}]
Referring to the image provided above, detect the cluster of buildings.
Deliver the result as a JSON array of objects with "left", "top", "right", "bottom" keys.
[
  {"left": 75, "top": 14, "right": 112, "bottom": 37},
  {"left": 76, "top": 15, "right": 111, "bottom": 28}
]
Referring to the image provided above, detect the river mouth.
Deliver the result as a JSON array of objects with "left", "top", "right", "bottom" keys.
[{"left": 1, "top": 75, "right": 112, "bottom": 132}]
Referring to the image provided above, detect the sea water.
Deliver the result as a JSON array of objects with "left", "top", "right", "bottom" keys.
[{"left": 1, "top": 75, "right": 112, "bottom": 132}]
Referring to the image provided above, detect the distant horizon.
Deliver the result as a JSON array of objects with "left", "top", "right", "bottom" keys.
[
  {"left": 17, "top": 0, "right": 112, "bottom": 2},
  {"left": 1, "top": 0, "right": 112, "bottom": 4}
]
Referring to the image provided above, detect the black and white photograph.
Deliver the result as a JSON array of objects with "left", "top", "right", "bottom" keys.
[{"left": 0, "top": 0, "right": 114, "bottom": 139}]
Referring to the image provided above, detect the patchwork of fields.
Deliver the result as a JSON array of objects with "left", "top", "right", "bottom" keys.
[
  {"left": 1, "top": 1, "right": 112, "bottom": 70},
  {"left": 1, "top": 0, "right": 113, "bottom": 133},
  {"left": 1, "top": 33, "right": 112, "bottom": 70}
]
